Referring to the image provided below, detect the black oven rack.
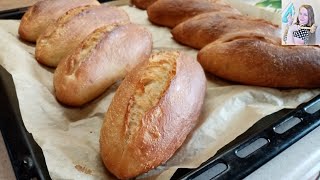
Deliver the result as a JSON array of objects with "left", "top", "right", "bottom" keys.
[
  {"left": 0, "top": 66, "right": 51, "bottom": 180},
  {"left": 173, "top": 93, "right": 320, "bottom": 180}
]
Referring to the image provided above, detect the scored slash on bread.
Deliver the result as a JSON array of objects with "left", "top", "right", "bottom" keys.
[
  {"left": 100, "top": 50, "right": 206, "bottom": 179},
  {"left": 198, "top": 32, "right": 320, "bottom": 88},
  {"left": 54, "top": 23, "right": 152, "bottom": 106},
  {"left": 147, "top": 0, "right": 241, "bottom": 28},
  {"left": 35, "top": 5, "right": 130, "bottom": 67},
  {"left": 171, "top": 11, "right": 280, "bottom": 49},
  {"left": 18, "top": 0, "right": 100, "bottom": 42}
]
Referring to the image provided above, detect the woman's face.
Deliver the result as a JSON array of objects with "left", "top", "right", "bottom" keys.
[{"left": 298, "top": 7, "right": 309, "bottom": 25}]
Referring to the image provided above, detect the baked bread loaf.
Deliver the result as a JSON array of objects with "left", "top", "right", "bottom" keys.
[
  {"left": 18, "top": 0, "right": 100, "bottom": 42},
  {"left": 147, "top": 0, "right": 241, "bottom": 28},
  {"left": 100, "top": 50, "right": 206, "bottom": 179},
  {"left": 131, "top": 0, "right": 158, "bottom": 10},
  {"left": 35, "top": 5, "right": 130, "bottom": 67},
  {"left": 54, "top": 24, "right": 152, "bottom": 106},
  {"left": 198, "top": 32, "right": 320, "bottom": 88},
  {"left": 172, "top": 11, "right": 280, "bottom": 49}
]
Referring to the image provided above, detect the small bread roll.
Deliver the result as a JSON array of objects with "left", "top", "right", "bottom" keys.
[
  {"left": 18, "top": 0, "right": 100, "bottom": 42},
  {"left": 131, "top": 0, "right": 158, "bottom": 10},
  {"left": 100, "top": 50, "right": 206, "bottom": 179},
  {"left": 147, "top": 0, "right": 241, "bottom": 28},
  {"left": 54, "top": 24, "right": 152, "bottom": 106},
  {"left": 198, "top": 32, "right": 320, "bottom": 88},
  {"left": 172, "top": 11, "right": 280, "bottom": 49},
  {"left": 35, "top": 5, "right": 130, "bottom": 67}
]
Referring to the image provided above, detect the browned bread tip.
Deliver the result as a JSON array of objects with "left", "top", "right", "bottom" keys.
[
  {"left": 54, "top": 23, "right": 152, "bottom": 106},
  {"left": 198, "top": 32, "right": 320, "bottom": 88},
  {"left": 147, "top": 0, "right": 241, "bottom": 28},
  {"left": 131, "top": 0, "right": 158, "bottom": 10},
  {"left": 35, "top": 5, "right": 130, "bottom": 67},
  {"left": 18, "top": 0, "right": 100, "bottom": 42},
  {"left": 100, "top": 50, "right": 206, "bottom": 179}
]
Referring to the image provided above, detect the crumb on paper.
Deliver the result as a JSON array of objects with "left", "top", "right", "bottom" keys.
[{"left": 75, "top": 165, "right": 93, "bottom": 175}]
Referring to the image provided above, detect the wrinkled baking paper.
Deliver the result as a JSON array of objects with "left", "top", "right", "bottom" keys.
[{"left": 0, "top": 2, "right": 319, "bottom": 180}]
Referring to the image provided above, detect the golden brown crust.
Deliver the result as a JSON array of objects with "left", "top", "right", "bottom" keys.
[
  {"left": 198, "top": 32, "right": 320, "bottom": 88},
  {"left": 172, "top": 11, "right": 280, "bottom": 49},
  {"left": 131, "top": 0, "right": 158, "bottom": 10},
  {"left": 53, "top": 23, "right": 152, "bottom": 106},
  {"left": 100, "top": 50, "right": 206, "bottom": 179},
  {"left": 147, "top": 0, "right": 241, "bottom": 28},
  {"left": 35, "top": 5, "right": 130, "bottom": 67},
  {"left": 18, "top": 0, "right": 100, "bottom": 42}
]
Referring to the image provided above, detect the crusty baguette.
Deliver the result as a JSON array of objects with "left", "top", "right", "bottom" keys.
[
  {"left": 198, "top": 32, "right": 320, "bottom": 88},
  {"left": 100, "top": 50, "right": 206, "bottom": 179},
  {"left": 131, "top": 0, "right": 158, "bottom": 10},
  {"left": 53, "top": 24, "right": 152, "bottom": 106},
  {"left": 18, "top": 0, "right": 100, "bottom": 42},
  {"left": 172, "top": 11, "right": 280, "bottom": 49},
  {"left": 35, "top": 5, "right": 130, "bottom": 67},
  {"left": 147, "top": 0, "right": 241, "bottom": 28}
]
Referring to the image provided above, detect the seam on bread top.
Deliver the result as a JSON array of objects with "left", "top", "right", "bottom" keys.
[
  {"left": 37, "top": 5, "right": 94, "bottom": 44},
  {"left": 123, "top": 51, "right": 179, "bottom": 148},
  {"left": 216, "top": 31, "right": 281, "bottom": 45},
  {"left": 57, "top": 5, "right": 97, "bottom": 27},
  {"left": 65, "top": 24, "right": 120, "bottom": 76}
]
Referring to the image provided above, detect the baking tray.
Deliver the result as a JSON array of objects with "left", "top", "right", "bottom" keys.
[
  {"left": 0, "top": 66, "right": 51, "bottom": 180},
  {"left": 1, "top": 65, "right": 320, "bottom": 180},
  {"left": 1, "top": 2, "right": 320, "bottom": 179}
]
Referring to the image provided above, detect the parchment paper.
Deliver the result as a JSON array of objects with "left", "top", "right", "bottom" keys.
[{"left": 0, "top": 3, "right": 319, "bottom": 180}]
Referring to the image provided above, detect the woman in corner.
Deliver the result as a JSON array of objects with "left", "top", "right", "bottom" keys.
[{"left": 284, "top": 4, "right": 316, "bottom": 45}]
